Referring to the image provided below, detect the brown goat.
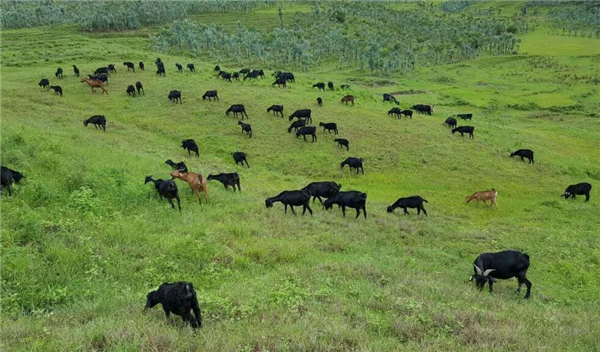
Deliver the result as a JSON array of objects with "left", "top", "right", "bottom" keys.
[
  {"left": 81, "top": 78, "right": 108, "bottom": 94},
  {"left": 466, "top": 188, "right": 497, "bottom": 206},
  {"left": 170, "top": 170, "right": 208, "bottom": 204},
  {"left": 341, "top": 95, "right": 354, "bottom": 106}
]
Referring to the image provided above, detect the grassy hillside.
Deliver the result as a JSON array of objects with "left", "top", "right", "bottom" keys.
[{"left": 2, "top": 10, "right": 600, "bottom": 352}]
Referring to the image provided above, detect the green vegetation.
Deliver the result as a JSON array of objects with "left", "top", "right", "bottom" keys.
[{"left": 1, "top": 2, "right": 600, "bottom": 351}]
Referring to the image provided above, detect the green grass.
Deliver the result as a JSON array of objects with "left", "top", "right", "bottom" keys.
[{"left": 2, "top": 14, "right": 600, "bottom": 352}]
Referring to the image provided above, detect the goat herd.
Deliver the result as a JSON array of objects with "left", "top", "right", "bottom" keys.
[{"left": 1, "top": 57, "right": 594, "bottom": 329}]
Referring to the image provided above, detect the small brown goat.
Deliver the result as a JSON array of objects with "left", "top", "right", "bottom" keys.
[
  {"left": 170, "top": 170, "right": 208, "bottom": 204},
  {"left": 341, "top": 95, "right": 355, "bottom": 106},
  {"left": 466, "top": 189, "right": 497, "bottom": 206},
  {"left": 81, "top": 78, "right": 108, "bottom": 94}
]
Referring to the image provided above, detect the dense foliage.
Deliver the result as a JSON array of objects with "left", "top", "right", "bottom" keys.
[
  {"left": 154, "top": 2, "right": 525, "bottom": 73},
  {"left": 0, "top": 0, "right": 259, "bottom": 31}
]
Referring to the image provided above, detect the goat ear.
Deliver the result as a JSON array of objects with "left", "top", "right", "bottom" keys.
[
  {"left": 483, "top": 269, "right": 495, "bottom": 277},
  {"left": 469, "top": 275, "right": 475, "bottom": 281},
  {"left": 474, "top": 265, "right": 482, "bottom": 276}
]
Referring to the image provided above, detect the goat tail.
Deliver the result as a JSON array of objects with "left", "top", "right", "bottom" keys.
[{"left": 422, "top": 198, "right": 429, "bottom": 203}]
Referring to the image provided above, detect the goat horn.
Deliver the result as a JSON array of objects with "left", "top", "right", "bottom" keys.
[
  {"left": 483, "top": 269, "right": 495, "bottom": 277},
  {"left": 474, "top": 265, "right": 482, "bottom": 276}
]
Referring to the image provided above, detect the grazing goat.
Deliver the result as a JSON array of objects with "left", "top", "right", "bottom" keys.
[
  {"left": 510, "top": 149, "right": 534, "bottom": 164},
  {"left": 187, "top": 63, "right": 195, "bottom": 72},
  {"left": 126, "top": 85, "right": 136, "bottom": 97},
  {"left": 217, "top": 71, "right": 232, "bottom": 82},
  {"left": 466, "top": 189, "right": 497, "bottom": 206},
  {"left": 145, "top": 282, "right": 202, "bottom": 327},
  {"left": 388, "top": 108, "right": 402, "bottom": 118},
  {"left": 207, "top": 173, "right": 241, "bottom": 192},
  {"left": 168, "top": 90, "right": 182, "bottom": 103},
  {"left": 317, "top": 97, "right": 323, "bottom": 107},
  {"left": 81, "top": 78, "right": 108, "bottom": 94},
  {"left": 72, "top": 65, "right": 80, "bottom": 77},
  {"left": 214, "top": 65, "right": 221, "bottom": 72},
  {"left": 170, "top": 170, "right": 208, "bottom": 204},
  {"left": 50, "top": 85, "right": 63, "bottom": 97},
  {"left": 144, "top": 176, "right": 181, "bottom": 211},
  {"left": 457, "top": 113, "right": 473, "bottom": 120},
  {"left": 39, "top": 79, "right": 50, "bottom": 89},
  {"left": 95, "top": 67, "right": 110, "bottom": 76},
  {"left": 452, "top": 126, "right": 474, "bottom": 138},
  {"left": 226, "top": 105, "right": 248, "bottom": 119},
  {"left": 232, "top": 72, "right": 240, "bottom": 81},
  {"left": 267, "top": 105, "right": 284, "bottom": 117},
  {"left": 139, "top": 61, "right": 145, "bottom": 71},
  {"left": 562, "top": 182, "right": 592, "bottom": 202},
  {"left": 156, "top": 63, "right": 166, "bottom": 76},
  {"left": 387, "top": 196, "right": 428, "bottom": 215},
  {"left": 400, "top": 110, "right": 413, "bottom": 119},
  {"left": 107, "top": 64, "right": 117, "bottom": 74},
  {"left": 1, "top": 166, "right": 25, "bottom": 197},
  {"left": 334, "top": 138, "right": 349, "bottom": 151},
  {"left": 302, "top": 181, "right": 341, "bottom": 205},
  {"left": 274, "top": 71, "right": 295, "bottom": 82},
  {"left": 313, "top": 82, "right": 325, "bottom": 91},
  {"left": 175, "top": 63, "right": 183, "bottom": 73},
  {"left": 88, "top": 74, "right": 108, "bottom": 84},
  {"left": 288, "top": 120, "right": 305, "bottom": 133},
  {"left": 444, "top": 117, "right": 457, "bottom": 128},
  {"left": 471, "top": 250, "right": 532, "bottom": 299},
  {"left": 136, "top": 81, "right": 144, "bottom": 95},
  {"left": 55, "top": 67, "right": 63, "bottom": 79},
  {"left": 232, "top": 152, "right": 250, "bottom": 168},
  {"left": 341, "top": 157, "right": 364, "bottom": 175},
  {"left": 123, "top": 62, "right": 135, "bottom": 72},
  {"left": 181, "top": 139, "right": 199, "bottom": 157},
  {"left": 239, "top": 68, "right": 251, "bottom": 75},
  {"left": 324, "top": 191, "right": 367, "bottom": 219},
  {"left": 84, "top": 115, "right": 106, "bottom": 131},
  {"left": 202, "top": 90, "right": 218, "bottom": 101},
  {"left": 319, "top": 122, "right": 338, "bottom": 135},
  {"left": 383, "top": 93, "right": 399, "bottom": 105},
  {"left": 412, "top": 104, "right": 433, "bottom": 115},
  {"left": 288, "top": 109, "right": 312, "bottom": 124},
  {"left": 341, "top": 84, "right": 350, "bottom": 90},
  {"left": 238, "top": 121, "right": 252, "bottom": 138},
  {"left": 341, "top": 95, "right": 354, "bottom": 106},
  {"left": 265, "top": 190, "right": 313, "bottom": 216},
  {"left": 165, "top": 159, "right": 188, "bottom": 173},
  {"left": 272, "top": 78, "right": 287, "bottom": 88},
  {"left": 328, "top": 81, "right": 334, "bottom": 91},
  {"left": 296, "top": 126, "right": 317, "bottom": 142}
]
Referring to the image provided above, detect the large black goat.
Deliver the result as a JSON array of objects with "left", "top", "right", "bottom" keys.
[{"left": 145, "top": 282, "right": 202, "bottom": 328}]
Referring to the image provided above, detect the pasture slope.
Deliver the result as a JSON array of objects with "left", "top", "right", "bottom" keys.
[{"left": 2, "top": 11, "right": 600, "bottom": 352}]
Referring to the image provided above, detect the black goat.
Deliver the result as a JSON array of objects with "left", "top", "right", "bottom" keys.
[
  {"left": 126, "top": 85, "right": 136, "bottom": 97},
  {"left": 317, "top": 97, "right": 323, "bottom": 107},
  {"left": 319, "top": 122, "right": 338, "bottom": 135},
  {"left": 267, "top": 105, "right": 284, "bottom": 117},
  {"left": 452, "top": 126, "right": 474, "bottom": 138},
  {"left": 175, "top": 63, "right": 183, "bottom": 73},
  {"left": 288, "top": 109, "right": 312, "bottom": 124},
  {"left": 265, "top": 190, "right": 313, "bottom": 216},
  {"left": 275, "top": 71, "right": 295, "bottom": 82},
  {"left": 341, "top": 157, "right": 364, "bottom": 175},
  {"left": 156, "top": 63, "right": 166, "bottom": 76},
  {"left": 88, "top": 74, "right": 108, "bottom": 84},
  {"left": 313, "top": 82, "right": 325, "bottom": 91},
  {"left": 72, "top": 65, "right": 80, "bottom": 77},
  {"left": 328, "top": 81, "right": 334, "bottom": 91},
  {"left": 168, "top": 90, "right": 182, "bottom": 103},
  {"left": 400, "top": 110, "right": 413, "bottom": 119},
  {"left": 388, "top": 108, "right": 402, "bottom": 118},
  {"left": 139, "top": 61, "right": 145, "bottom": 71},
  {"left": 302, "top": 181, "right": 341, "bottom": 205},
  {"left": 55, "top": 67, "right": 63, "bottom": 79},
  {"left": 84, "top": 115, "right": 106, "bottom": 131},
  {"left": 334, "top": 138, "right": 349, "bottom": 151},
  {"left": 145, "top": 282, "right": 201, "bottom": 327},
  {"left": 144, "top": 176, "right": 181, "bottom": 211},
  {"left": 340, "top": 84, "right": 350, "bottom": 90},
  {"left": 107, "top": 64, "right": 117, "bottom": 74},
  {"left": 187, "top": 63, "right": 195, "bottom": 72},
  {"left": 207, "top": 173, "right": 241, "bottom": 192},
  {"left": 238, "top": 121, "right": 252, "bottom": 138},
  {"left": 123, "top": 62, "right": 135, "bottom": 72},
  {"left": 232, "top": 152, "right": 250, "bottom": 168},
  {"left": 217, "top": 71, "right": 232, "bottom": 82},
  {"left": 444, "top": 117, "right": 457, "bottom": 128},
  {"left": 471, "top": 250, "right": 532, "bottom": 299},
  {"left": 272, "top": 78, "right": 287, "bottom": 88},
  {"left": 562, "top": 182, "right": 592, "bottom": 202},
  {"left": 214, "top": 65, "right": 221, "bottom": 72},
  {"left": 181, "top": 139, "right": 199, "bottom": 157},
  {"left": 383, "top": 93, "right": 399, "bottom": 105},
  {"left": 136, "top": 81, "right": 144, "bottom": 95},
  {"left": 324, "top": 191, "right": 367, "bottom": 219},
  {"left": 202, "top": 90, "right": 218, "bottom": 101},
  {"left": 1, "top": 166, "right": 25, "bottom": 196},
  {"left": 232, "top": 72, "right": 240, "bottom": 81},
  {"left": 226, "top": 105, "right": 248, "bottom": 120},
  {"left": 288, "top": 120, "right": 305, "bottom": 133},
  {"left": 510, "top": 149, "right": 534, "bottom": 164},
  {"left": 165, "top": 159, "right": 188, "bottom": 173},
  {"left": 50, "top": 85, "right": 63, "bottom": 97},
  {"left": 296, "top": 126, "right": 317, "bottom": 142},
  {"left": 457, "top": 113, "right": 473, "bottom": 120},
  {"left": 39, "top": 79, "right": 50, "bottom": 89},
  {"left": 387, "top": 196, "right": 428, "bottom": 215},
  {"left": 95, "top": 67, "right": 110, "bottom": 77},
  {"left": 412, "top": 104, "right": 433, "bottom": 115}
]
